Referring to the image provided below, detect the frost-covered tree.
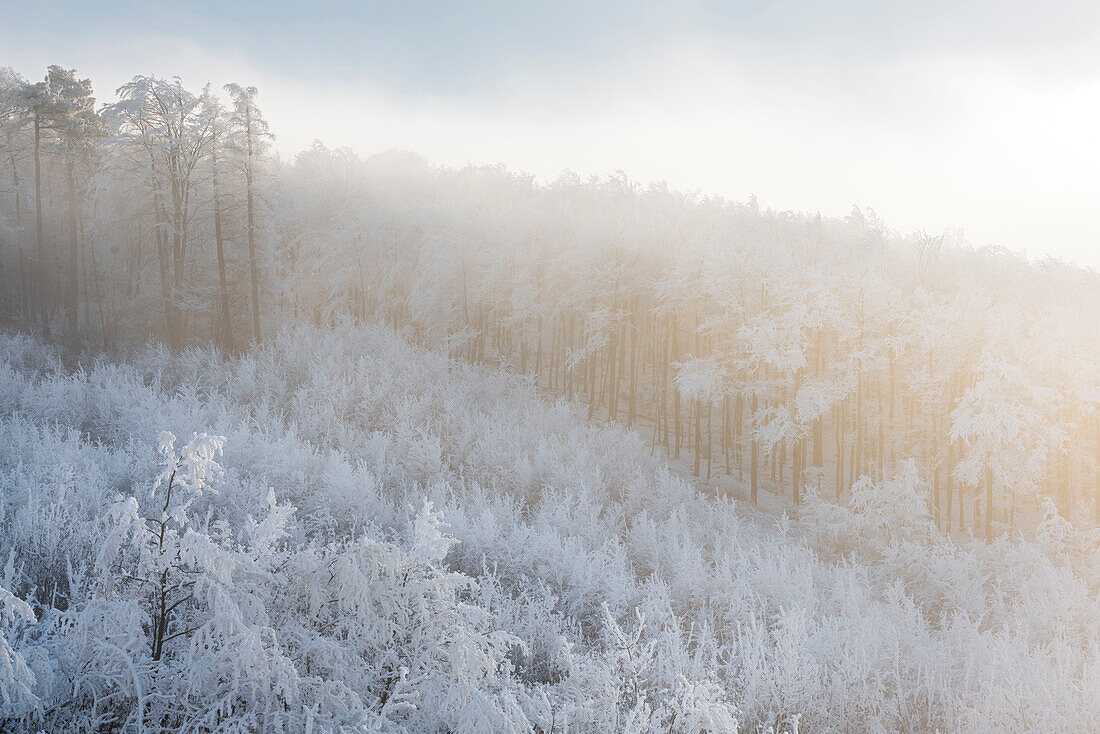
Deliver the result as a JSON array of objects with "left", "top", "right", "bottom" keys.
[
  {"left": 103, "top": 76, "right": 216, "bottom": 345},
  {"left": 225, "top": 83, "right": 270, "bottom": 344}
]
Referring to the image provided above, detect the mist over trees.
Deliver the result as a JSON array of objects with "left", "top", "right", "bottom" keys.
[
  {"left": 1, "top": 64, "right": 1099, "bottom": 732},
  {"left": 3, "top": 65, "right": 1094, "bottom": 537}
]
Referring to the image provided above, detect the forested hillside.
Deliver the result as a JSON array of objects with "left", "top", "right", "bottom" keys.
[
  {"left": 2, "top": 67, "right": 1098, "bottom": 541},
  {"left": 2, "top": 64, "right": 1100, "bottom": 732}
]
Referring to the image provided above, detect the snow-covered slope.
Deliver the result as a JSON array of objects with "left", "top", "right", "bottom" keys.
[{"left": 0, "top": 324, "right": 1097, "bottom": 732}]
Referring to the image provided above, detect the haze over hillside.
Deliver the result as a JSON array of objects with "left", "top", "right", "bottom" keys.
[{"left": 4, "top": 0, "right": 1100, "bottom": 266}]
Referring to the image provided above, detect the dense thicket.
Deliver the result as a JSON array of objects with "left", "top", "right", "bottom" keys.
[
  {"left": 1, "top": 325, "right": 1098, "bottom": 732},
  {"left": 5, "top": 65, "right": 1097, "bottom": 538}
]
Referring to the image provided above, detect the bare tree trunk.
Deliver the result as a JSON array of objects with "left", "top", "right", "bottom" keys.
[
  {"left": 662, "top": 317, "right": 671, "bottom": 452},
  {"left": 33, "top": 114, "right": 46, "bottom": 328},
  {"left": 607, "top": 328, "right": 617, "bottom": 422},
  {"left": 945, "top": 440, "right": 954, "bottom": 533},
  {"left": 535, "top": 316, "right": 543, "bottom": 385},
  {"left": 628, "top": 306, "right": 639, "bottom": 428},
  {"left": 723, "top": 395, "right": 731, "bottom": 475},
  {"left": 835, "top": 403, "right": 845, "bottom": 498},
  {"left": 793, "top": 439, "right": 802, "bottom": 505},
  {"left": 17, "top": 249, "right": 28, "bottom": 317},
  {"left": 66, "top": 160, "right": 79, "bottom": 334},
  {"left": 89, "top": 232, "right": 108, "bottom": 349},
  {"left": 245, "top": 109, "right": 262, "bottom": 343},
  {"left": 672, "top": 318, "right": 682, "bottom": 458},
  {"left": 1095, "top": 423, "right": 1100, "bottom": 525},
  {"left": 693, "top": 400, "right": 701, "bottom": 476},
  {"left": 7, "top": 148, "right": 28, "bottom": 318},
  {"left": 814, "top": 331, "right": 825, "bottom": 467},
  {"left": 957, "top": 473, "right": 965, "bottom": 534},
  {"left": 706, "top": 401, "right": 713, "bottom": 482},
  {"left": 750, "top": 394, "right": 759, "bottom": 504},
  {"left": 212, "top": 138, "right": 234, "bottom": 352},
  {"left": 985, "top": 468, "right": 993, "bottom": 542},
  {"left": 153, "top": 194, "right": 173, "bottom": 341}
]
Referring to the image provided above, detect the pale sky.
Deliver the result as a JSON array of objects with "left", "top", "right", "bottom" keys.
[{"left": 4, "top": 1, "right": 1100, "bottom": 267}]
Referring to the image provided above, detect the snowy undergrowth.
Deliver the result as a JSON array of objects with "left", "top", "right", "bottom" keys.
[{"left": 0, "top": 324, "right": 1097, "bottom": 732}]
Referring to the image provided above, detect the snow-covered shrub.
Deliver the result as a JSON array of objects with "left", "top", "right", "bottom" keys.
[
  {"left": 0, "top": 324, "right": 1098, "bottom": 732},
  {"left": 802, "top": 459, "right": 936, "bottom": 559},
  {"left": 0, "top": 583, "right": 37, "bottom": 719}
]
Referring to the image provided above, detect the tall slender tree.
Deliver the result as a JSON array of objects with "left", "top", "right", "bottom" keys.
[
  {"left": 203, "top": 91, "right": 234, "bottom": 351},
  {"left": 225, "top": 83, "right": 270, "bottom": 343},
  {"left": 42, "top": 66, "right": 100, "bottom": 334}
]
